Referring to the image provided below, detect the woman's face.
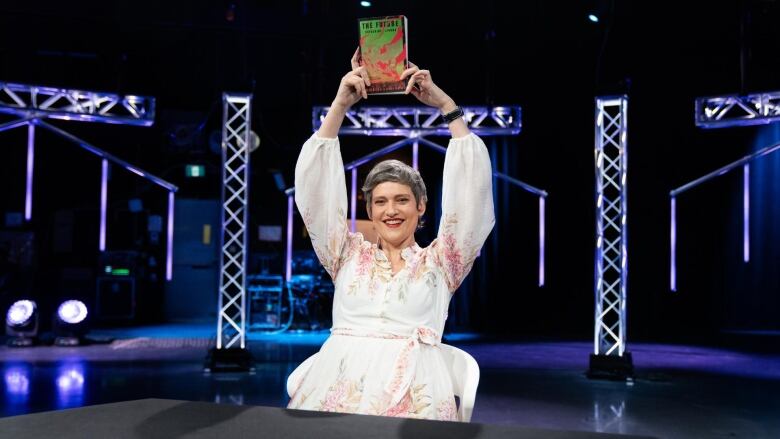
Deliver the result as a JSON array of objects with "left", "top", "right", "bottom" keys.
[{"left": 368, "top": 181, "right": 426, "bottom": 248}]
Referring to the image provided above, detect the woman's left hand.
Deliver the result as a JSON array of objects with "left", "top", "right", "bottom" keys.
[{"left": 400, "top": 63, "right": 457, "bottom": 113}]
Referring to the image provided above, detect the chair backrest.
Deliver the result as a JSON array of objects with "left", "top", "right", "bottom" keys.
[
  {"left": 439, "top": 343, "right": 480, "bottom": 422},
  {"left": 286, "top": 344, "right": 479, "bottom": 422}
]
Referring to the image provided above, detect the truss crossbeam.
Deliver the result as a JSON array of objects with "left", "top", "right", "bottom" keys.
[
  {"left": 696, "top": 91, "right": 780, "bottom": 128},
  {"left": 313, "top": 106, "right": 521, "bottom": 136},
  {"left": 0, "top": 82, "right": 155, "bottom": 126}
]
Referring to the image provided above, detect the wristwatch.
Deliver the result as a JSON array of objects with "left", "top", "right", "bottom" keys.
[{"left": 442, "top": 106, "right": 464, "bottom": 123}]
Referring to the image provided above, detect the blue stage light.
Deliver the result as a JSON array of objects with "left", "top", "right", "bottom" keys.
[
  {"left": 588, "top": 14, "right": 599, "bottom": 23},
  {"left": 57, "top": 300, "right": 88, "bottom": 324},
  {"left": 54, "top": 300, "right": 89, "bottom": 346},
  {"left": 360, "top": 1, "right": 371, "bottom": 7},
  {"left": 5, "top": 300, "right": 38, "bottom": 347},
  {"left": 6, "top": 300, "right": 35, "bottom": 326}
]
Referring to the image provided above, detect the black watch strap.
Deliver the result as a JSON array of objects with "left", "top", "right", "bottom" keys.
[{"left": 442, "top": 106, "right": 464, "bottom": 123}]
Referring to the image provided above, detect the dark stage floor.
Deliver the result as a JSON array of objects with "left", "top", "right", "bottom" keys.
[{"left": 1, "top": 323, "right": 778, "bottom": 438}]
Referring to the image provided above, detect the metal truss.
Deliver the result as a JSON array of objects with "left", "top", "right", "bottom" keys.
[
  {"left": 594, "top": 96, "right": 629, "bottom": 357},
  {"left": 695, "top": 90, "right": 780, "bottom": 128},
  {"left": 0, "top": 82, "right": 176, "bottom": 280},
  {"left": 0, "top": 82, "right": 155, "bottom": 126},
  {"left": 313, "top": 105, "right": 521, "bottom": 136},
  {"left": 217, "top": 93, "right": 252, "bottom": 350},
  {"left": 669, "top": 140, "right": 780, "bottom": 291},
  {"left": 285, "top": 105, "right": 547, "bottom": 287},
  {"left": 674, "top": 89, "right": 780, "bottom": 289}
]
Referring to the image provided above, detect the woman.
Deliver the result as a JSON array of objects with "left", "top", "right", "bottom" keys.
[{"left": 287, "top": 49, "right": 495, "bottom": 421}]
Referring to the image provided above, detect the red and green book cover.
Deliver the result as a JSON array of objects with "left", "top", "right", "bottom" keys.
[{"left": 358, "top": 15, "right": 408, "bottom": 95}]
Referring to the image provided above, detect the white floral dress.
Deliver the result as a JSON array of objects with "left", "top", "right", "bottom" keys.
[{"left": 287, "top": 132, "right": 495, "bottom": 421}]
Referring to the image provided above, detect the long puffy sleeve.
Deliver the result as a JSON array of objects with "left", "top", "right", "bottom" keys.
[
  {"left": 294, "top": 134, "right": 354, "bottom": 280},
  {"left": 431, "top": 133, "right": 496, "bottom": 293}
]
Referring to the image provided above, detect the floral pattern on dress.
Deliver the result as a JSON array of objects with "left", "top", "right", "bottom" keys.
[
  {"left": 315, "top": 358, "right": 365, "bottom": 413},
  {"left": 436, "top": 397, "right": 458, "bottom": 421},
  {"left": 432, "top": 213, "right": 484, "bottom": 293},
  {"left": 386, "top": 383, "right": 433, "bottom": 418}
]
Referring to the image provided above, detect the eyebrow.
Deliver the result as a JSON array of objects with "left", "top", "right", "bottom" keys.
[{"left": 373, "top": 194, "right": 411, "bottom": 201}]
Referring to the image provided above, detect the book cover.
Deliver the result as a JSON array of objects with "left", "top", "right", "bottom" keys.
[{"left": 358, "top": 15, "right": 408, "bottom": 95}]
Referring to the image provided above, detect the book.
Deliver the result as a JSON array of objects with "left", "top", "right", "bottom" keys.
[{"left": 358, "top": 15, "right": 408, "bottom": 95}]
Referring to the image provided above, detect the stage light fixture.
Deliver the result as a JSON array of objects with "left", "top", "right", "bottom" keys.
[
  {"left": 5, "top": 300, "right": 38, "bottom": 347},
  {"left": 360, "top": 1, "right": 371, "bottom": 7},
  {"left": 53, "top": 300, "right": 89, "bottom": 346},
  {"left": 588, "top": 14, "right": 599, "bottom": 23}
]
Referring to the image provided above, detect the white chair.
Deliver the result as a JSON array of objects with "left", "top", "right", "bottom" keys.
[
  {"left": 286, "top": 343, "right": 479, "bottom": 422},
  {"left": 439, "top": 343, "right": 480, "bottom": 422}
]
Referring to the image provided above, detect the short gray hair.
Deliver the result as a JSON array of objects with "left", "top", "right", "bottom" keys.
[{"left": 362, "top": 159, "right": 427, "bottom": 213}]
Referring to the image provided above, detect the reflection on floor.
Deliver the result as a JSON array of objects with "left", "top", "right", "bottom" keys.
[{"left": 1, "top": 323, "right": 778, "bottom": 438}]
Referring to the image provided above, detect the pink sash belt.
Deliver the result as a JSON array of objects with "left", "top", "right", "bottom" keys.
[{"left": 330, "top": 326, "right": 440, "bottom": 409}]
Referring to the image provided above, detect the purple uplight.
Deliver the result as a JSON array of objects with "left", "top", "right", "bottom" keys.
[
  {"left": 286, "top": 194, "right": 293, "bottom": 282},
  {"left": 539, "top": 196, "right": 545, "bottom": 287},
  {"left": 670, "top": 197, "right": 676, "bottom": 291},
  {"left": 412, "top": 139, "right": 419, "bottom": 170},
  {"left": 743, "top": 164, "right": 749, "bottom": 263},
  {"left": 166, "top": 191, "right": 174, "bottom": 281},
  {"left": 25, "top": 123, "right": 34, "bottom": 221},
  {"left": 99, "top": 159, "right": 108, "bottom": 251}
]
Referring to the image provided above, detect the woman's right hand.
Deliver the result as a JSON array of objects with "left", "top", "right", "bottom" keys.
[{"left": 331, "top": 47, "right": 371, "bottom": 110}]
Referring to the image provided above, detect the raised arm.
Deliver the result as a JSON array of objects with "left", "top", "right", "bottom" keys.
[
  {"left": 294, "top": 49, "right": 371, "bottom": 279},
  {"left": 401, "top": 64, "right": 496, "bottom": 292},
  {"left": 433, "top": 133, "right": 495, "bottom": 292}
]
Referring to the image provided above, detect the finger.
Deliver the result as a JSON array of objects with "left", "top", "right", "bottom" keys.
[
  {"left": 348, "top": 76, "right": 366, "bottom": 100},
  {"left": 409, "top": 62, "right": 418, "bottom": 69},
  {"left": 404, "top": 75, "right": 416, "bottom": 94},
  {"left": 400, "top": 66, "right": 419, "bottom": 81},
  {"left": 405, "top": 71, "right": 426, "bottom": 94},
  {"left": 348, "top": 76, "right": 364, "bottom": 97},
  {"left": 355, "top": 66, "right": 371, "bottom": 86},
  {"left": 351, "top": 47, "right": 361, "bottom": 69}
]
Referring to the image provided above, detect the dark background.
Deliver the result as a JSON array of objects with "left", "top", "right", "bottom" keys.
[{"left": 1, "top": 0, "right": 778, "bottom": 344}]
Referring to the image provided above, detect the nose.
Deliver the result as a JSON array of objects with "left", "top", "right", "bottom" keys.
[{"left": 386, "top": 202, "right": 399, "bottom": 216}]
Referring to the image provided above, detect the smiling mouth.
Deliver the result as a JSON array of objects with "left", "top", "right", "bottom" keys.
[{"left": 383, "top": 219, "right": 404, "bottom": 229}]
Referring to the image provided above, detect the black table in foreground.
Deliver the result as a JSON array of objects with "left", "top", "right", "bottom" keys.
[{"left": 0, "top": 398, "right": 656, "bottom": 439}]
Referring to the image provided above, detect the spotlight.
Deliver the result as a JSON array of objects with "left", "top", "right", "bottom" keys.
[
  {"left": 53, "top": 300, "right": 89, "bottom": 346},
  {"left": 588, "top": 14, "right": 599, "bottom": 23},
  {"left": 360, "top": 1, "right": 371, "bottom": 7},
  {"left": 5, "top": 300, "right": 38, "bottom": 347}
]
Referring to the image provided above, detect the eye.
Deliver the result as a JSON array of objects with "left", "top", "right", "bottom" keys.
[{"left": 374, "top": 199, "right": 385, "bottom": 205}]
